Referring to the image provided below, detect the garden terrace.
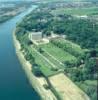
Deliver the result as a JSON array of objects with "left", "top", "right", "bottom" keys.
[
  {"left": 50, "top": 38, "right": 84, "bottom": 57},
  {"left": 28, "top": 46, "right": 61, "bottom": 77},
  {"left": 39, "top": 42, "right": 77, "bottom": 67}
]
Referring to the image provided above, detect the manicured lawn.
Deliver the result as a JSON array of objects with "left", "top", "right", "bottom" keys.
[
  {"left": 51, "top": 7, "right": 98, "bottom": 16},
  {"left": 40, "top": 43, "right": 77, "bottom": 63}
]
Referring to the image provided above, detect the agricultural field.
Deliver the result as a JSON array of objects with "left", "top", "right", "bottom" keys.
[
  {"left": 41, "top": 50, "right": 65, "bottom": 69},
  {"left": 51, "top": 7, "right": 98, "bottom": 16},
  {"left": 28, "top": 46, "right": 58, "bottom": 77},
  {"left": 50, "top": 38, "right": 84, "bottom": 57},
  {"left": 40, "top": 42, "right": 77, "bottom": 65},
  {"left": 49, "top": 73, "right": 90, "bottom": 100},
  {"left": 39, "top": 0, "right": 88, "bottom": 3}
]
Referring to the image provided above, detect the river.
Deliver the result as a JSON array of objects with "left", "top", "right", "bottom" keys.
[{"left": 0, "top": 5, "right": 40, "bottom": 100}]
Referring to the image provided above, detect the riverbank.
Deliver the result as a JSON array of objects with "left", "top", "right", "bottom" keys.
[
  {"left": 13, "top": 31, "right": 57, "bottom": 100},
  {"left": 0, "top": 1, "right": 33, "bottom": 23},
  {"left": 0, "top": 7, "right": 29, "bottom": 24}
]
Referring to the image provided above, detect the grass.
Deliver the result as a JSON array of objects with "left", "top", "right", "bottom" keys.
[
  {"left": 40, "top": 0, "right": 83, "bottom": 3},
  {"left": 51, "top": 7, "right": 98, "bottom": 16},
  {"left": 40, "top": 43, "right": 77, "bottom": 63},
  {"left": 42, "top": 50, "right": 65, "bottom": 69},
  {"left": 28, "top": 46, "right": 58, "bottom": 77},
  {"left": 75, "top": 80, "right": 97, "bottom": 100},
  {"left": 51, "top": 38, "right": 84, "bottom": 57},
  {"left": 84, "top": 80, "right": 97, "bottom": 86},
  {"left": 75, "top": 80, "right": 97, "bottom": 96}
]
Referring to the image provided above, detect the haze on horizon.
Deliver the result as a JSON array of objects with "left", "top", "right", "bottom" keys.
[
  {"left": 0, "top": 0, "right": 33, "bottom": 2},
  {"left": 0, "top": 0, "right": 98, "bottom": 2}
]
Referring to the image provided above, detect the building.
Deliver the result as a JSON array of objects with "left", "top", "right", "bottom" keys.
[
  {"left": 29, "top": 31, "right": 66, "bottom": 45},
  {"left": 29, "top": 32, "right": 42, "bottom": 40}
]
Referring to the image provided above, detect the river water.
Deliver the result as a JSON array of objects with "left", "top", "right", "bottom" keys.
[{"left": 0, "top": 5, "right": 40, "bottom": 100}]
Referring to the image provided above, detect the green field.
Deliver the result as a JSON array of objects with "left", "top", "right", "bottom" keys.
[
  {"left": 42, "top": 50, "right": 65, "bottom": 69},
  {"left": 26, "top": 41, "right": 79, "bottom": 76},
  {"left": 40, "top": 43, "right": 77, "bottom": 64},
  {"left": 84, "top": 80, "right": 97, "bottom": 86},
  {"left": 50, "top": 38, "right": 84, "bottom": 57},
  {"left": 51, "top": 7, "right": 98, "bottom": 16},
  {"left": 75, "top": 80, "right": 97, "bottom": 100},
  {"left": 41, "top": 0, "right": 83, "bottom": 3},
  {"left": 28, "top": 47, "right": 58, "bottom": 77}
]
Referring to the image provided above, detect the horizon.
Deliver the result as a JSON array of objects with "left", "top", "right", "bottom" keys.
[{"left": 0, "top": 0, "right": 33, "bottom": 2}]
